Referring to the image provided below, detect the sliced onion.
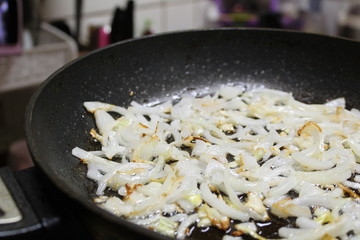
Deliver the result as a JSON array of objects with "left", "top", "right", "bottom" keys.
[
  {"left": 176, "top": 213, "right": 199, "bottom": 239},
  {"left": 291, "top": 151, "right": 335, "bottom": 171},
  {"left": 200, "top": 182, "right": 249, "bottom": 221},
  {"left": 73, "top": 86, "right": 360, "bottom": 239}
]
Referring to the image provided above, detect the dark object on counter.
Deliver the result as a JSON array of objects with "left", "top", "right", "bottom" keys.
[
  {"left": 0, "top": 0, "right": 22, "bottom": 55},
  {"left": 22, "top": 0, "right": 41, "bottom": 46},
  {"left": 0, "top": 152, "right": 7, "bottom": 168},
  {"left": 110, "top": 0, "right": 134, "bottom": 43},
  {"left": 74, "top": 0, "right": 82, "bottom": 49},
  {"left": 1, "top": 29, "right": 358, "bottom": 239},
  {"left": 87, "top": 25, "right": 99, "bottom": 50},
  {"left": 50, "top": 20, "right": 73, "bottom": 38},
  {"left": 258, "top": 12, "right": 282, "bottom": 28}
]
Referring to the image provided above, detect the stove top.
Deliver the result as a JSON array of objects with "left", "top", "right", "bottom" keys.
[{"left": 0, "top": 167, "right": 95, "bottom": 240}]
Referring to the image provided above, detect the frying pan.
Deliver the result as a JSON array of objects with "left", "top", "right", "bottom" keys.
[{"left": 25, "top": 29, "right": 360, "bottom": 239}]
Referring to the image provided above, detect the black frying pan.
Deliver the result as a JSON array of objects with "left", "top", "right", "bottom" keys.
[{"left": 25, "top": 29, "right": 360, "bottom": 239}]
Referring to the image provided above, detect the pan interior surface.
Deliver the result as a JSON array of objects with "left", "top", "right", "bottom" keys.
[{"left": 26, "top": 29, "right": 360, "bottom": 239}]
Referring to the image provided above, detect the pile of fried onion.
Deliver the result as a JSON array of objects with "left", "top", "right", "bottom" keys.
[{"left": 73, "top": 86, "right": 360, "bottom": 240}]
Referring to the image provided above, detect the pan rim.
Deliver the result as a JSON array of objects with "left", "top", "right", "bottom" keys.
[{"left": 25, "top": 27, "right": 360, "bottom": 239}]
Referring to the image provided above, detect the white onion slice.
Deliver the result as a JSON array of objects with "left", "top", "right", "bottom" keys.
[{"left": 200, "top": 182, "right": 249, "bottom": 221}]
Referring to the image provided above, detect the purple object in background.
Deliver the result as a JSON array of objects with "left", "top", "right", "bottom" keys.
[
  {"left": 269, "top": 0, "right": 280, "bottom": 12},
  {"left": 215, "top": 0, "right": 224, "bottom": 13},
  {"left": 0, "top": 0, "right": 8, "bottom": 44},
  {"left": 0, "top": 0, "right": 22, "bottom": 55},
  {"left": 282, "top": 15, "right": 304, "bottom": 30}
]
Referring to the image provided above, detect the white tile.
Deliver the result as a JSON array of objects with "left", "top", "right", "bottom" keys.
[
  {"left": 162, "top": 0, "right": 191, "bottom": 3},
  {"left": 322, "top": 0, "right": 352, "bottom": 35},
  {"left": 82, "top": 0, "right": 164, "bottom": 15},
  {"left": 42, "top": 0, "right": 74, "bottom": 20},
  {"left": 192, "top": 0, "right": 215, "bottom": 29},
  {"left": 82, "top": 0, "right": 127, "bottom": 14},
  {"left": 166, "top": 0, "right": 194, "bottom": 32},
  {"left": 136, "top": 0, "right": 162, "bottom": 6},
  {"left": 134, "top": 7, "right": 163, "bottom": 37},
  {"left": 42, "top": 0, "right": 161, "bottom": 21}
]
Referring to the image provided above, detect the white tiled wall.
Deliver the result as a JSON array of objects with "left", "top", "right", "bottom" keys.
[
  {"left": 134, "top": 6, "right": 163, "bottom": 36},
  {"left": 41, "top": 0, "right": 210, "bottom": 45},
  {"left": 193, "top": 0, "right": 211, "bottom": 29},
  {"left": 82, "top": 0, "right": 128, "bottom": 14},
  {"left": 41, "top": 0, "right": 74, "bottom": 19},
  {"left": 166, "top": 1, "right": 194, "bottom": 32}
]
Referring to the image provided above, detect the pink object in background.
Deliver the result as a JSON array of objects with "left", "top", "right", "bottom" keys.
[{"left": 97, "top": 25, "right": 110, "bottom": 48}]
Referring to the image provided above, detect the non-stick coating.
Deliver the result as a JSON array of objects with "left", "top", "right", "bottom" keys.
[{"left": 26, "top": 29, "right": 360, "bottom": 239}]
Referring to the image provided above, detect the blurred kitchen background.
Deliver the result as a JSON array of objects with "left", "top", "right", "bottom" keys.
[{"left": 1, "top": 0, "right": 360, "bottom": 170}]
